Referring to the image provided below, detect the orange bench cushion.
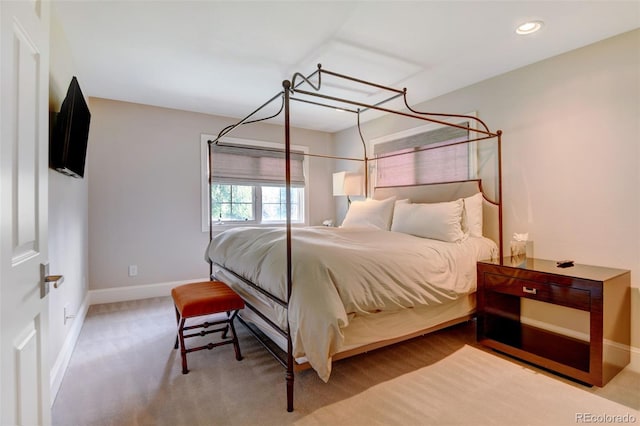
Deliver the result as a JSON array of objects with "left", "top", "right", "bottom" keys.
[{"left": 172, "top": 281, "right": 244, "bottom": 318}]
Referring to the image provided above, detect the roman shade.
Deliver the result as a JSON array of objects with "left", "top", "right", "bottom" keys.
[
  {"left": 211, "top": 143, "right": 305, "bottom": 186},
  {"left": 374, "top": 123, "right": 469, "bottom": 187}
]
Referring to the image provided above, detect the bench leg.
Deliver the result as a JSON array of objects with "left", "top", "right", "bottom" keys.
[
  {"left": 229, "top": 310, "right": 242, "bottom": 361},
  {"left": 177, "top": 317, "right": 189, "bottom": 374},
  {"left": 221, "top": 311, "right": 231, "bottom": 339},
  {"left": 173, "top": 305, "right": 243, "bottom": 373},
  {"left": 174, "top": 306, "right": 180, "bottom": 350}
]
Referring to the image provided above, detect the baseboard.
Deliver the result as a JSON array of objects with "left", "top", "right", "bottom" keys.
[
  {"left": 50, "top": 293, "right": 90, "bottom": 406},
  {"left": 88, "top": 277, "right": 208, "bottom": 305},
  {"left": 629, "top": 345, "right": 640, "bottom": 373}
]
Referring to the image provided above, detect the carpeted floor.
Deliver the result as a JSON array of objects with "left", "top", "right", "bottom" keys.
[{"left": 52, "top": 296, "right": 639, "bottom": 426}]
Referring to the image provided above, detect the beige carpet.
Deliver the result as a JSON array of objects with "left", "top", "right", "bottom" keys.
[{"left": 52, "top": 297, "right": 639, "bottom": 426}]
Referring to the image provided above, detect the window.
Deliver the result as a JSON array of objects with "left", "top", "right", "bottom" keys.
[
  {"left": 261, "top": 186, "right": 303, "bottom": 222},
  {"left": 372, "top": 119, "right": 476, "bottom": 187},
  {"left": 210, "top": 184, "right": 255, "bottom": 222},
  {"left": 210, "top": 184, "right": 304, "bottom": 223},
  {"left": 201, "top": 135, "right": 308, "bottom": 230}
]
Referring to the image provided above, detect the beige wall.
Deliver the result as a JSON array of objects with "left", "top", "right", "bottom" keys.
[
  {"left": 48, "top": 13, "right": 89, "bottom": 386},
  {"left": 87, "top": 100, "right": 334, "bottom": 290},
  {"left": 334, "top": 29, "right": 640, "bottom": 366}
]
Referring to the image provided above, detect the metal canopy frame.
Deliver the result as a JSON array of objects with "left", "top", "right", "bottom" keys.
[{"left": 207, "top": 64, "right": 503, "bottom": 412}]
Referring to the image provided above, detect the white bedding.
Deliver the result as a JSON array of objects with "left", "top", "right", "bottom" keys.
[{"left": 206, "top": 226, "right": 497, "bottom": 381}]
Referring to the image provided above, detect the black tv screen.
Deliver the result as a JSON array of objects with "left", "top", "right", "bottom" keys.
[{"left": 50, "top": 76, "right": 91, "bottom": 178}]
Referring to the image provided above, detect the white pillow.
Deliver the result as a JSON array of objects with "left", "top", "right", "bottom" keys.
[
  {"left": 341, "top": 196, "right": 396, "bottom": 230},
  {"left": 391, "top": 199, "right": 465, "bottom": 242},
  {"left": 390, "top": 199, "right": 409, "bottom": 228},
  {"left": 462, "top": 192, "right": 483, "bottom": 237}
]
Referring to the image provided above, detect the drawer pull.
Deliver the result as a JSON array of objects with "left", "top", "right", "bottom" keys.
[{"left": 522, "top": 286, "right": 537, "bottom": 295}]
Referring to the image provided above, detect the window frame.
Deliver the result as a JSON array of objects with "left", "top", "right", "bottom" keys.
[{"left": 201, "top": 135, "right": 309, "bottom": 232}]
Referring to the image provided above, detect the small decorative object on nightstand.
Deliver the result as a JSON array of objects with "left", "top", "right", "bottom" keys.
[
  {"left": 477, "top": 257, "right": 630, "bottom": 387},
  {"left": 510, "top": 232, "right": 533, "bottom": 265}
]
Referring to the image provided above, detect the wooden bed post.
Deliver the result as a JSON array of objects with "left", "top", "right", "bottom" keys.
[{"left": 283, "top": 79, "right": 295, "bottom": 413}]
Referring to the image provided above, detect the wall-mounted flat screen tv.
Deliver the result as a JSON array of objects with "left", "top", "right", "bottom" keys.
[{"left": 50, "top": 76, "right": 91, "bottom": 178}]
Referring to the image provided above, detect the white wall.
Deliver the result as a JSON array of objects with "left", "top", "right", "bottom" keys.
[
  {"left": 334, "top": 29, "right": 640, "bottom": 366},
  {"left": 87, "top": 99, "right": 334, "bottom": 291},
  {"left": 48, "top": 14, "right": 90, "bottom": 399}
]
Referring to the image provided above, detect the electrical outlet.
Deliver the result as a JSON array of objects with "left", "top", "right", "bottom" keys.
[{"left": 128, "top": 264, "right": 138, "bottom": 277}]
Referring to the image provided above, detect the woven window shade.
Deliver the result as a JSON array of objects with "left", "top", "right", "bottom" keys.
[
  {"left": 374, "top": 123, "right": 469, "bottom": 187},
  {"left": 211, "top": 143, "right": 305, "bottom": 187}
]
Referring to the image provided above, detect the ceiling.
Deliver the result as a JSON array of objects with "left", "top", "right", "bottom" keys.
[{"left": 52, "top": 1, "right": 639, "bottom": 133}]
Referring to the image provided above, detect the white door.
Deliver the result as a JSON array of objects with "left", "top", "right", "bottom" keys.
[{"left": 0, "top": 1, "right": 51, "bottom": 425}]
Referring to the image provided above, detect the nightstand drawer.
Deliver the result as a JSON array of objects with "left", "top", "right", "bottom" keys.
[{"left": 483, "top": 273, "right": 591, "bottom": 311}]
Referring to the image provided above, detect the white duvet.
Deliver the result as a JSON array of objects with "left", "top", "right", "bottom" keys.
[{"left": 206, "top": 226, "right": 497, "bottom": 381}]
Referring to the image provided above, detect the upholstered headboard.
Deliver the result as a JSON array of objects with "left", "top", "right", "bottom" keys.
[{"left": 373, "top": 179, "right": 501, "bottom": 249}]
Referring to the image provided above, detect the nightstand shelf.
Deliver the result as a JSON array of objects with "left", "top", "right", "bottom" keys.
[
  {"left": 484, "top": 317, "right": 590, "bottom": 373},
  {"left": 477, "top": 258, "right": 630, "bottom": 387}
]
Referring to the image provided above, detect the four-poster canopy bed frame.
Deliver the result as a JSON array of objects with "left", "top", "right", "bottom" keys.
[{"left": 207, "top": 64, "right": 503, "bottom": 412}]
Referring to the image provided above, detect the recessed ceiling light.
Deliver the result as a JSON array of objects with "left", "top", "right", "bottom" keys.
[{"left": 516, "top": 20, "right": 544, "bottom": 35}]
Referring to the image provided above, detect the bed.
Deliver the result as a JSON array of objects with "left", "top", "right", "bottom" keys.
[{"left": 205, "top": 65, "right": 503, "bottom": 411}]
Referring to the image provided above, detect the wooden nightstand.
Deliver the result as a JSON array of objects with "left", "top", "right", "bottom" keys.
[{"left": 477, "top": 257, "right": 630, "bottom": 386}]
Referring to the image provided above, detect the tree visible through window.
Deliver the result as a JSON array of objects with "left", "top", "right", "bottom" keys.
[{"left": 211, "top": 184, "right": 254, "bottom": 222}]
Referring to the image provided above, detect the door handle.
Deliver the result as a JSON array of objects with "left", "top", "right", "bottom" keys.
[
  {"left": 45, "top": 274, "right": 64, "bottom": 288},
  {"left": 40, "top": 263, "right": 64, "bottom": 298}
]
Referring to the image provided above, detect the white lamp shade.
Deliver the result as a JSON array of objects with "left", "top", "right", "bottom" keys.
[{"left": 333, "top": 171, "right": 363, "bottom": 196}]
